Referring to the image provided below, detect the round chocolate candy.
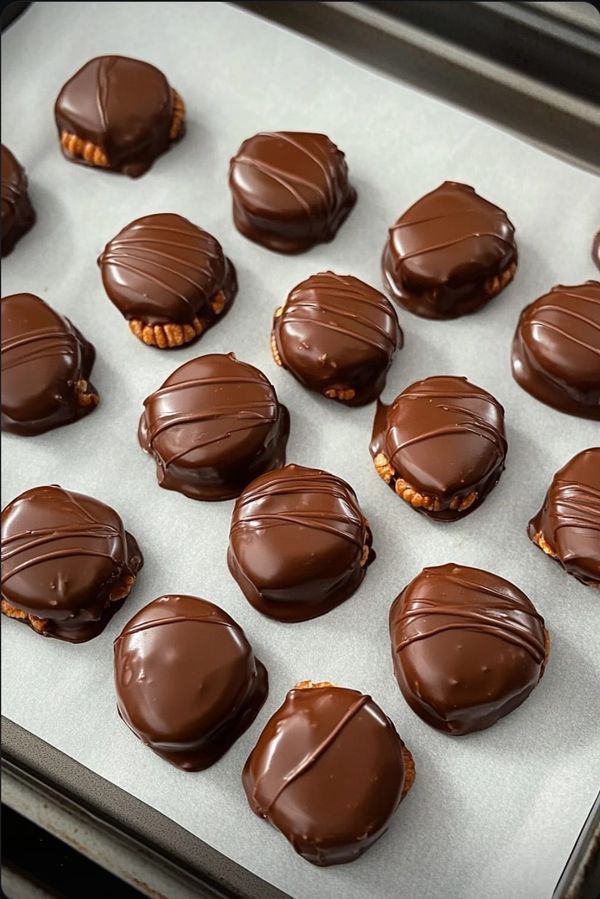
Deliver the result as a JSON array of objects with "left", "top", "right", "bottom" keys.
[
  {"left": 98, "top": 213, "right": 237, "bottom": 349},
  {"left": 114, "top": 595, "right": 268, "bottom": 770},
  {"left": 139, "top": 353, "right": 290, "bottom": 501},
  {"left": 229, "top": 131, "right": 356, "bottom": 254},
  {"left": 1, "top": 145, "right": 35, "bottom": 256},
  {"left": 511, "top": 281, "right": 600, "bottom": 420},
  {"left": 592, "top": 232, "right": 600, "bottom": 272},
  {"left": 382, "top": 181, "right": 517, "bottom": 319},
  {"left": 1, "top": 293, "right": 99, "bottom": 436},
  {"left": 55, "top": 55, "right": 184, "bottom": 177},
  {"left": 1, "top": 486, "right": 143, "bottom": 642},
  {"left": 271, "top": 271, "right": 402, "bottom": 406},
  {"left": 243, "top": 681, "right": 414, "bottom": 866},
  {"left": 528, "top": 448, "right": 600, "bottom": 587},
  {"left": 389, "top": 564, "right": 548, "bottom": 735},
  {"left": 370, "top": 375, "right": 507, "bottom": 520},
  {"left": 228, "top": 464, "right": 374, "bottom": 622}
]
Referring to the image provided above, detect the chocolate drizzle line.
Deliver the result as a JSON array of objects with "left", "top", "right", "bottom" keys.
[
  {"left": 1, "top": 294, "right": 98, "bottom": 436},
  {"left": 231, "top": 471, "right": 364, "bottom": 548},
  {"left": 234, "top": 132, "right": 335, "bottom": 216},
  {"left": 101, "top": 225, "right": 220, "bottom": 308},
  {"left": 1, "top": 145, "right": 36, "bottom": 256},
  {"left": 228, "top": 465, "right": 373, "bottom": 622},
  {"left": 1, "top": 487, "right": 120, "bottom": 586},
  {"left": 258, "top": 694, "right": 370, "bottom": 812},
  {"left": 1, "top": 485, "right": 142, "bottom": 642},
  {"left": 98, "top": 214, "right": 236, "bottom": 333},
  {"left": 282, "top": 272, "right": 398, "bottom": 352},
  {"left": 242, "top": 684, "right": 410, "bottom": 866},
  {"left": 139, "top": 354, "right": 289, "bottom": 501},
  {"left": 528, "top": 448, "right": 600, "bottom": 586},
  {"left": 382, "top": 181, "right": 517, "bottom": 319},
  {"left": 274, "top": 272, "right": 401, "bottom": 405},
  {"left": 229, "top": 132, "right": 356, "bottom": 254},
  {"left": 393, "top": 570, "right": 546, "bottom": 663},
  {"left": 370, "top": 376, "right": 507, "bottom": 520},
  {"left": 389, "top": 563, "right": 547, "bottom": 735},
  {"left": 1, "top": 327, "right": 77, "bottom": 373},
  {"left": 55, "top": 55, "right": 182, "bottom": 177},
  {"left": 511, "top": 282, "right": 600, "bottom": 420}
]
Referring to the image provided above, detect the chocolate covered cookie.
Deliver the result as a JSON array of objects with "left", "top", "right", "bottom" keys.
[
  {"left": 271, "top": 272, "right": 401, "bottom": 405},
  {"left": 370, "top": 375, "right": 507, "bottom": 520},
  {"left": 139, "top": 353, "right": 289, "bottom": 500},
  {"left": 1, "top": 293, "right": 98, "bottom": 436},
  {"left": 1, "top": 486, "right": 143, "bottom": 642},
  {"left": 229, "top": 132, "right": 356, "bottom": 253},
  {"left": 55, "top": 56, "right": 184, "bottom": 177},
  {"left": 243, "top": 681, "right": 414, "bottom": 866},
  {"left": 1, "top": 145, "right": 35, "bottom": 256},
  {"left": 114, "top": 595, "right": 268, "bottom": 769},
  {"left": 511, "top": 282, "right": 600, "bottom": 420},
  {"left": 528, "top": 448, "right": 600, "bottom": 587},
  {"left": 228, "top": 464, "right": 374, "bottom": 622},
  {"left": 389, "top": 564, "right": 548, "bottom": 734},
  {"left": 98, "top": 214, "right": 237, "bottom": 348},
  {"left": 382, "top": 182, "right": 517, "bottom": 319}
]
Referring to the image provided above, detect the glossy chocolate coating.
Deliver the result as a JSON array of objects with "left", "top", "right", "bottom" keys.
[
  {"left": 1, "top": 486, "right": 143, "bottom": 642},
  {"left": 228, "top": 464, "right": 374, "bottom": 622},
  {"left": 511, "top": 282, "right": 600, "bottom": 420},
  {"left": 390, "top": 564, "right": 547, "bottom": 735},
  {"left": 229, "top": 132, "right": 356, "bottom": 253},
  {"left": 98, "top": 213, "right": 237, "bottom": 328},
  {"left": 272, "top": 272, "right": 402, "bottom": 406},
  {"left": 1, "top": 145, "right": 35, "bottom": 256},
  {"left": 243, "top": 683, "right": 411, "bottom": 866},
  {"left": 114, "top": 595, "right": 268, "bottom": 770},
  {"left": 382, "top": 182, "right": 517, "bottom": 319},
  {"left": 370, "top": 376, "right": 507, "bottom": 520},
  {"left": 528, "top": 448, "right": 600, "bottom": 587},
  {"left": 139, "top": 353, "right": 290, "bottom": 501},
  {"left": 1, "top": 293, "right": 98, "bottom": 436},
  {"left": 593, "top": 233, "right": 600, "bottom": 272},
  {"left": 55, "top": 56, "right": 181, "bottom": 177}
]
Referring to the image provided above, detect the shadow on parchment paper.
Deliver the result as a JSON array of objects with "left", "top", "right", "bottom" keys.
[
  {"left": 504, "top": 634, "right": 600, "bottom": 758},
  {"left": 386, "top": 321, "right": 456, "bottom": 397},
  {"left": 8, "top": 181, "right": 65, "bottom": 269},
  {"left": 360, "top": 743, "right": 470, "bottom": 894}
]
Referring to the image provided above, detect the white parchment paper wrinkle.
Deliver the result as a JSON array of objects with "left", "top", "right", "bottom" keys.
[{"left": 2, "top": 4, "right": 599, "bottom": 899}]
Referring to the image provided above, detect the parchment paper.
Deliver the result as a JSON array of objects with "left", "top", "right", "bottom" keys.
[{"left": 2, "top": 4, "right": 599, "bottom": 898}]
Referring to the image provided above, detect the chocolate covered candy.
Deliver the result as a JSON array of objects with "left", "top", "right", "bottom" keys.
[
  {"left": 1, "top": 293, "right": 98, "bottom": 436},
  {"left": 370, "top": 375, "right": 507, "bottom": 520},
  {"left": 114, "top": 595, "right": 268, "bottom": 770},
  {"left": 229, "top": 132, "right": 356, "bottom": 253},
  {"left": 593, "top": 233, "right": 600, "bottom": 272},
  {"left": 139, "top": 353, "right": 289, "bottom": 501},
  {"left": 243, "top": 681, "right": 414, "bottom": 866},
  {"left": 228, "top": 464, "right": 374, "bottom": 622},
  {"left": 1, "top": 486, "right": 143, "bottom": 642},
  {"left": 271, "top": 271, "right": 402, "bottom": 406},
  {"left": 389, "top": 564, "right": 548, "bottom": 735},
  {"left": 1, "top": 145, "right": 35, "bottom": 256},
  {"left": 55, "top": 56, "right": 184, "bottom": 177},
  {"left": 511, "top": 282, "right": 600, "bottom": 420},
  {"left": 528, "top": 448, "right": 600, "bottom": 587},
  {"left": 382, "top": 182, "right": 517, "bottom": 319},
  {"left": 98, "top": 213, "right": 237, "bottom": 348}
]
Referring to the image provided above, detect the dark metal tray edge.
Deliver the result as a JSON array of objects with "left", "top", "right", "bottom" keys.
[{"left": 1, "top": 717, "right": 289, "bottom": 899}]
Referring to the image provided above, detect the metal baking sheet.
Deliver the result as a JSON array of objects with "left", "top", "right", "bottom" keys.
[{"left": 2, "top": 4, "right": 599, "bottom": 899}]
